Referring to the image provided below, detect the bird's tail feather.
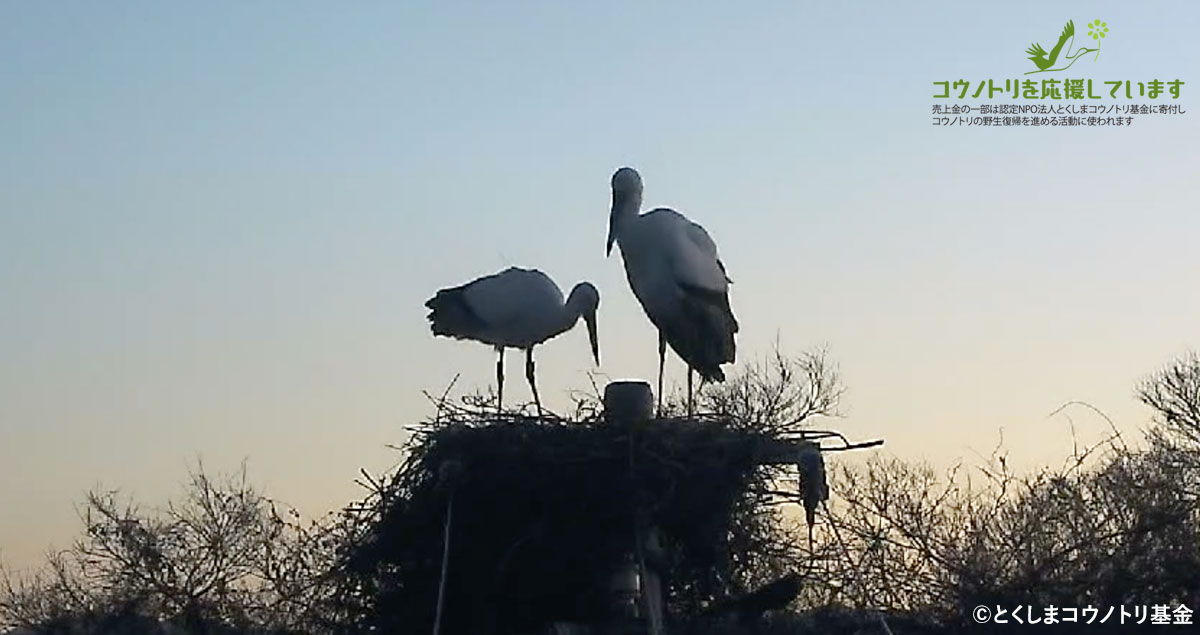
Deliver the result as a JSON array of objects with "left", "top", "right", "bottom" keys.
[{"left": 425, "top": 287, "right": 485, "bottom": 340}]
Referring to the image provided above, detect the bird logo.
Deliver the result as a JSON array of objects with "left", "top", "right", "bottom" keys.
[{"left": 1024, "top": 19, "right": 1107, "bottom": 75}]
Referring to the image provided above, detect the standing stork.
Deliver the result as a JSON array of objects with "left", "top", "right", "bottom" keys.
[
  {"left": 605, "top": 167, "right": 738, "bottom": 416},
  {"left": 425, "top": 267, "right": 600, "bottom": 414}
]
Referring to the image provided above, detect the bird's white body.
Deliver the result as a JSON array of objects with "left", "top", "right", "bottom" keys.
[
  {"left": 615, "top": 208, "right": 731, "bottom": 330},
  {"left": 442, "top": 267, "right": 579, "bottom": 349},
  {"left": 425, "top": 266, "right": 600, "bottom": 412}
]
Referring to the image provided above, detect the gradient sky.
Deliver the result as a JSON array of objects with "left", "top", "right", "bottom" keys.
[{"left": 2, "top": 2, "right": 1198, "bottom": 571}]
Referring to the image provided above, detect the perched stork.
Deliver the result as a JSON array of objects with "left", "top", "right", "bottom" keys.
[
  {"left": 425, "top": 267, "right": 600, "bottom": 413},
  {"left": 605, "top": 167, "right": 738, "bottom": 416}
]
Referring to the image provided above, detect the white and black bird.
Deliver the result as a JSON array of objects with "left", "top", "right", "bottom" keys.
[
  {"left": 425, "top": 267, "right": 600, "bottom": 413},
  {"left": 605, "top": 167, "right": 738, "bottom": 415}
]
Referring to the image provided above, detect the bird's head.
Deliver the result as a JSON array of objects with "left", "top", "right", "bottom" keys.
[
  {"left": 611, "top": 166, "right": 643, "bottom": 192},
  {"left": 568, "top": 282, "right": 601, "bottom": 365},
  {"left": 607, "top": 167, "right": 643, "bottom": 257}
]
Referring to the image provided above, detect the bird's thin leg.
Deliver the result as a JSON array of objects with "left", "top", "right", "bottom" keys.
[
  {"left": 657, "top": 332, "right": 666, "bottom": 417},
  {"left": 525, "top": 347, "right": 541, "bottom": 416},
  {"left": 496, "top": 347, "right": 505, "bottom": 414},
  {"left": 686, "top": 367, "right": 694, "bottom": 418}
]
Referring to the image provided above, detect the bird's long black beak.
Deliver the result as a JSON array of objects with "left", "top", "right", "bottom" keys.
[
  {"left": 585, "top": 312, "right": 599, "bottom": 365},
  {"left": 606, "top": 201, "right": 619, "bottom": 257}
]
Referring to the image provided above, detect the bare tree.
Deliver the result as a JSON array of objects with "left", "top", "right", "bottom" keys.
[
  {"left": 1, "top": 463, "right": 342, "bottom": 634},
  {"left": 690, "top": 344, "right": 845, "bottom": 434},
  {"left": 1137, "top": 351, "right": 1200, "bottom": 445}
]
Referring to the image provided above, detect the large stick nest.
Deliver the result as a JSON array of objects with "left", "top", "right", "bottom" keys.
[{"left": 335, "top": 404, "right": 831, "bottom": 634}]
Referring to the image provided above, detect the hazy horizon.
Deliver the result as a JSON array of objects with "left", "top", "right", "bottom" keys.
[{"left": 3, "top": 1, "right": 1198, "bottom": 571}]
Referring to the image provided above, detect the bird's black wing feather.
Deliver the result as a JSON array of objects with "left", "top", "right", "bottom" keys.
[
  {"left": 425, "top": 284, "right": 489, "bottom": 340},
  {"left": 678, "top": 281, "right": 739, "bottom": 334},
  {"left": 659, "top": 281, "right": 739, "bottom": 382}
]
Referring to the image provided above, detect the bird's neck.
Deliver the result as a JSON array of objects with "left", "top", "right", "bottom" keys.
[{"left": 548, "top": 307, "right": 583, "bottom": 338}]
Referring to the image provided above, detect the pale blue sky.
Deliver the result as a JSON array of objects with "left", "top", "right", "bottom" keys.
[{"left": 2, "top": 2, "right": 1198, "bottom": 570}]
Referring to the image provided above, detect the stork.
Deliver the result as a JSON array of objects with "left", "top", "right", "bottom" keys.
[
  {"left": 425, "top": 267, "right": 600, "bottom": 414},
  {"left": 605, "top": 167, "right": 738, "bottom": 416}
]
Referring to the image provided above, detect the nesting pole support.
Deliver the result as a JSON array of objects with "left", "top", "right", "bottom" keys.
[{"left": 602, "top": 381, "right": 664, "bottom": 635}]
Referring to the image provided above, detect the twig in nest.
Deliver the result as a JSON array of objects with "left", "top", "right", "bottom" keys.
[{"left": 821, "top": 439, "right": 885, "bottom": 452}]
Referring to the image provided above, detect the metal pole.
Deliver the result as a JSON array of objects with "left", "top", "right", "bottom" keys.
[
  {"left": 432, "top": 492, "right": 454, "bottom": 635},
  {"left": 433, "top": 459, "right": 464, "bottom": 635}
]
